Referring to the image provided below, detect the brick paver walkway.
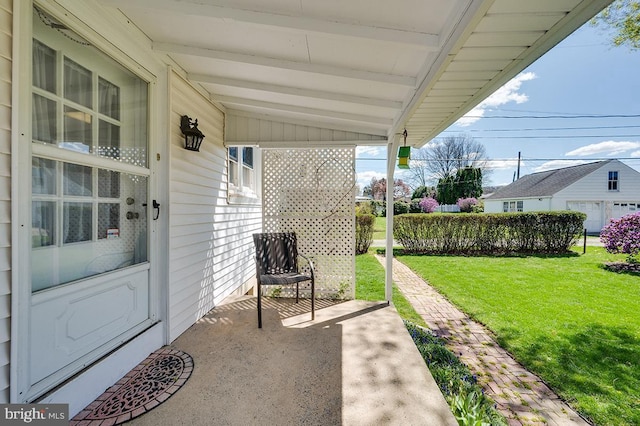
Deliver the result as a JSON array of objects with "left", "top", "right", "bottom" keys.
[{"left": 377, "top": 255, "right": 590, "bottom": 426}]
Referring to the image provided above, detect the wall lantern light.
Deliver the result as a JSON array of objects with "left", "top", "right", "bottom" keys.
[
  {"left": 398, "top": 129, "right": 410, "bottom": 169},
  {"left": 180, "top": 115, "right": 205, "bottom": 152}
]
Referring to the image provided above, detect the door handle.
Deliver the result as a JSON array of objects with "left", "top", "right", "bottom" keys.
[{"left": 152, "top": 200, "right": 160, "bottom": 220}]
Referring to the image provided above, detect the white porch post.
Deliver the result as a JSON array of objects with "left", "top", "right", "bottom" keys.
[{"left": 385, "top": 136, "right": 400, "bottom": 303}]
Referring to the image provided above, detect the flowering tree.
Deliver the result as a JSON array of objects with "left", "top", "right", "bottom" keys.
[
  {"left": 600, "top": 212, "right": 640, "bottom": 262},
  {"left": 419, "top": 197, "right": 439, "bottom": 213},
  {"left": 457, "top": 197, "right": 478, "bottom": 213}
]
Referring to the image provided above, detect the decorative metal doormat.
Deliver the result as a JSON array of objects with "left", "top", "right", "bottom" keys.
[{"left": 71, "top": 348, "right": 193, "bottom": 425}]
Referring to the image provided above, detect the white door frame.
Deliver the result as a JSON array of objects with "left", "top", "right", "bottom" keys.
[{"left": 10, "top": 0, "right": 168, "bottom": 403}]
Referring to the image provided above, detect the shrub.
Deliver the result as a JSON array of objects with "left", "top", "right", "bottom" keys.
[
  {"left": 355, "top": 214, "right": 375, "bottom": 254},
  {"left": 355, "top": 200, "right": 374, "bottom": 216},
  {"left": 456, "top": 197, "right": 478, "bottom": 213},
  {"left": 409, "top": 198, "right": 423, "bottom": 213},
  {"left": 393, "top": 200, "right": 410, "bottom": 215},
  {"left": 419, "top": 197, "right": 439, "bottom": 213},
  {"left": 600, "top": 212, "right": 640, "bottom": 263},
  {"left": 393, "top": 211, "right": 586, "bottom": 254},
  {"left": 471, "top": 199, "right": 484, "bottom": 213},
  {"left": 372, "top": 200, "right": 386, "bottom": 217}
]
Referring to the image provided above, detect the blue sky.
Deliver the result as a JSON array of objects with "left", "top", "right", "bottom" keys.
[{"left": 355, "top": 20, "right": 640, "bottom": 192}]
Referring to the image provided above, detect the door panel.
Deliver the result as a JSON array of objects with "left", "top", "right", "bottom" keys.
[{"left": 30, "top": 268, "right": 149, "bottom": 385}]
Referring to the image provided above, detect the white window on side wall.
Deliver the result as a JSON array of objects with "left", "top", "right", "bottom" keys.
[
  {"left": 228, "top": 146, "right": 260, "bottom": 202},
  {"left": 503, "top": 200, "right": 523, "bottom": 212},
  {"left": 608, "top": 171, "right": 619, "bottom": 191}
]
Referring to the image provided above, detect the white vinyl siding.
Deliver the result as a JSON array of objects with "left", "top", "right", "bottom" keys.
[
  {"left": 169, "top": 72, "right": 261, "bottom": 342},
  {"left": 554, "top": 161, "right": 640, "bottom": 202},
  {"left": 0, "top": 0, "right": 11, "bottom": 403}
]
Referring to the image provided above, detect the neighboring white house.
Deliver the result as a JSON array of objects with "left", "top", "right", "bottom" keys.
[
  {"left": 484, "top": 160, "right": 640, "bottom": 233},
  {"left": 1, "top": 0, "right": 612, "bottom": 417}
]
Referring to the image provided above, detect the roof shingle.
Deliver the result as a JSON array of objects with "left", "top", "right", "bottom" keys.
[{"left": 486, "top": 160, "right": 613, "bottom": 199}]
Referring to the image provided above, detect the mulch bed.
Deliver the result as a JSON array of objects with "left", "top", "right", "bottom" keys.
[{"left": 603, "top": 262, "right": 640, "bottom": 275}]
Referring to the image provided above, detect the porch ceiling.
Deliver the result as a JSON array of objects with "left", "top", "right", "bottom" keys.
[{"left": 98, "top": 0, "right": 612, "bottom": 145}]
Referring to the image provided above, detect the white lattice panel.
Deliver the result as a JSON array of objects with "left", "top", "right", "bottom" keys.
[{"left": 263, "top": 149, "right": 355, "bottom": 299}]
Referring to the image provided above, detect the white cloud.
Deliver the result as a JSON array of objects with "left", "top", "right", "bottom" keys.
[
  {"left": 355, "top": 170, "right": 385, "bottom": 194},
  {"left": 455, "top": 72, "right": 536, "bottom": 126},
  {"left": 631, "top": 150, "right": 640, "bottom": 157},
  {"left": 356, "top": 146, "right": 383, "bottom": 157},
  {"left": 484, "top": 158, "right": 524, "bottom": 170},
  {"left": 565, "top": 140, "right": 640, "bottom": 156},
  {"left": 533, "top": 160, "right": 589, "bottom": 172}
]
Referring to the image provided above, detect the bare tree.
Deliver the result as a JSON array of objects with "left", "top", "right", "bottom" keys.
[{"left": 410, "top": 134, "right": 491, "bottom": 185}]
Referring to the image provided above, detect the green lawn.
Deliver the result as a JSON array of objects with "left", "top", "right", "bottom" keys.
[
  {"left": 355, "top": 252, "right": 425, "bottom": 327},
  {"left": 397, "top": 248, "right": 640, "bottom": 426},
  {"left": 372, "top": 216, "right": 386, "bottom": 241}
]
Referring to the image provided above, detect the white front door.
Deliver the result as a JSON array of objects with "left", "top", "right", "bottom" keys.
[{"left": 23, "top": 10, "right": 156, "bottom": 400}]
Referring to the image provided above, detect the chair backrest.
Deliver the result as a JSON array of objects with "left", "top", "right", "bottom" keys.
[{"left": 253, "top": 232, "right": 299, "bottom": 275}]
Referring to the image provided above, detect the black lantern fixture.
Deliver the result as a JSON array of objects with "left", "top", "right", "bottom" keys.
[{"left": 180, "top": 115, "right": 205, "bottom": 151}]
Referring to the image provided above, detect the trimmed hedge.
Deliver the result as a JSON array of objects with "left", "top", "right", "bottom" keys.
[
  {"left": 394, "top": 211, "right": 586, "bottom": 254},
  {"left": 356, "top": 214, "right": 375, "bottom": 254}
]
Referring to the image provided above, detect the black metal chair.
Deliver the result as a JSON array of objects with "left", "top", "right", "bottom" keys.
[{"left": 253, "top": 232, "right": 315, "bottom": 328}]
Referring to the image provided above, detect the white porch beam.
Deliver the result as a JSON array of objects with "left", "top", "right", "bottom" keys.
[
  {"left": 99, "top": 0, "right": 440, "bottom": 48},
  {"left": 385, "top": 135, "right": 400, "bottom": 303},
  {"left": 227, "top": 109, "right": 389, "bottom": 137},
  {"left": 215, "top": 95, "right": 393, "bottom": 127},
  {"left": 153, "top": 42, "right": 416, "bottom": 87},
  {"left": 189, "top": 74, "right": 403, "bottom": 110}
]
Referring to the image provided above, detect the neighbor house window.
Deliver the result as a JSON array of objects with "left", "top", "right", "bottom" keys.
[
  {"left": 503, "top": 200, "right": 523, "bottom": 212},
  {"left": 228, "top": 146, "right": 259, "bottom": 198},
  {"left": 608, "top": 171, "right": 619, "bottom": 191}
]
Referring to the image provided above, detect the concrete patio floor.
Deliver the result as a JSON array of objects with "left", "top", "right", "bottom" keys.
[{"left": 129, "top": 297, "right": 456, "bottom": 426}]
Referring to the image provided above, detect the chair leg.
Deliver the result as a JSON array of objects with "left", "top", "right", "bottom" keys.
[
  {"left": 257, "top": 282, "right": 262, "bottom": 328},
  {"left": 296, "top": 283, "right": 299, "bottom": 303},
  {"left": 311, "top": 279, "right": 315, "bottom": 320}
]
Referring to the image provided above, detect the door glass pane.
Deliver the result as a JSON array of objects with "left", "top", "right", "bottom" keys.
[
  {"left": 32, "top": 94, "right": 57, "bottom": 144},
  {"left": 32, "top": 157, "right": 56, "bottom": 195},
  {"left": 33, "top": 40, "right": 56, "bottom": 93},
  {"left": 64, "top": 57, "right": 92, "bottom": 108},
  {"left": 98, "top": 203, "right": 120, "bottom": 240},
  {"left": 63, "top": 202, "right": 92, "bottom": 243},
  {"left": 31, "top": 18, "right": 150, "bottom": 292},
  {"left": 32, "top": 174, "right": 148, "bottom": 292},
  {"left": 99, "top": 77, "right": 120, "bottom": 120},
  {"left": 98, "top": 169, "right": 120, "bottom": 198},
  {"left": 98, "top": 120, "right": 120, "bottom": 160},
  {"left": 32, "top": 201, "right": 55, "bottom": 248},
  {"left": 63, "top": 106, "right": 92, "bottom": 153},
  {"left": 63, "top": 163, "right": 92, "bottom": 196}
]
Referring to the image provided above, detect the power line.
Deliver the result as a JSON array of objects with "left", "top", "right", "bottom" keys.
[
  {"left": 457, "top": 134, "right": 640, "bottom": 139},
  {"left": 461, "top": 114, "right": 640, "bottom": 119},
  {"left": 441, "top": 124, "right": 640, "bottom": 133},
  {"left": 356, "top": 157, "right": 640, "bottom": 162}
]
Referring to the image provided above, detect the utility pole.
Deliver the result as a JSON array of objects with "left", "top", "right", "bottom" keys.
[{"left": 516, "top": 151, "right": 521, "bottom": 180}]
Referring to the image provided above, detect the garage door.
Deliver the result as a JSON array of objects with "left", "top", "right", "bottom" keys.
[
  {"left": 611, "top": 202, "right": 638, "bottom": 220},
  {"left": 567, "top": 201, "right": 602, "bottom": 233}
]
